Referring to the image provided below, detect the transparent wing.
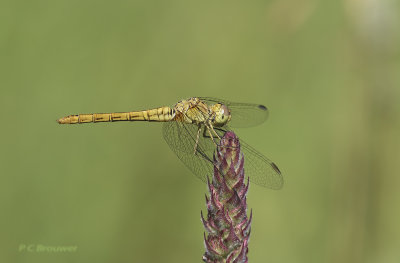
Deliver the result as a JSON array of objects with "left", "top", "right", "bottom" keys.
[
  {"left": 198, "top": 97, "right": 269, "bottom": 128},
  {"left": 162, "top": 121, "right": 215, "bottom": 183},
  {"left": 163, "top": 122, "right": 284, "bottom": 189},
  {"left": 214, "top": 126, "right": 283, "bottom": 189},
  {"left": 238, "top": 137, "right": 284, "bottom": 189}
]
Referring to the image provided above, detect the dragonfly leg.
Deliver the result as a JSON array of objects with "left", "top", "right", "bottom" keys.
[
  {"left": 206, "top": 125, "right": 218, "bottom": 147},
  {"left": 193, "top": 125, "right": 201, "bottom": 155},
  {"left": 208, "top": 123, "right": 221, "bottom": 140}
]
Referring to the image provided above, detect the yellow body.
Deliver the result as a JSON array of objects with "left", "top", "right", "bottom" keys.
[
  {"left": 57, "top": 97, "right": 230, "bottom": 126},
  {"left": 57, "top": 106, "right": 174, "bottom": 124}
]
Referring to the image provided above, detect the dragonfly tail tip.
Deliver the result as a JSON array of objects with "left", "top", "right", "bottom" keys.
[{"left": 57, "top": 118, "right": 66, "bottom": 124}]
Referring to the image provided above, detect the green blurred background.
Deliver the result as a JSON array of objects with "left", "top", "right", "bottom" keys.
[{"left": 1, "top": 0, "right": 399, "bottom": 262}]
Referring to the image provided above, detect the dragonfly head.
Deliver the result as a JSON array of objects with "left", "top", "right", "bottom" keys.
[{"left": 212, "top": 103, "right": 231, "bottom": 127}]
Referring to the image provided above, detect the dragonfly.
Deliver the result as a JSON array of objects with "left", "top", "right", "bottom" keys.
[{"left": 57, "top": 97, "right": 283, "bottom": 190}]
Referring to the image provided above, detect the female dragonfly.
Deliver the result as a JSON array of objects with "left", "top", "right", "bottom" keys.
[{"left": 57, "top": 97, "right": 283, "bottom": 190}]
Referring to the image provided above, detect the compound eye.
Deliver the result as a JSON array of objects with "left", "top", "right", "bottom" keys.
[{"left": 220, "top": 104, "right": 230, "bottom": 117}]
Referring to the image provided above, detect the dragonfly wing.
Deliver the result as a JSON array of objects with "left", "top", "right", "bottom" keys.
[
  {"left": 163, "top": 123, "right": 283, "bottom": 189},
  {"left": 162, "top": 121, "right": 216, "bottom": 183},
  {"left": 199, "top": 97, "right": 269, "bottom": 128},
  {"left": 215, "top": 126, "right": 284, "bottom": 189},
  {"left": 239, "top": 139, "right": 284, "bottom": 189}
]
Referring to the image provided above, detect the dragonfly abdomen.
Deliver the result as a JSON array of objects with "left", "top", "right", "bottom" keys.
[
  {"left": 57, "top": 106, "right": 175, "bottom": 124},
  {"left": 131, "top": 107, "right": 175, "bottom": 122}
]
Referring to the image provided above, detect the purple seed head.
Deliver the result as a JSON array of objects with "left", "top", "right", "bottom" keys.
[{"left": 202, "top": 131, "right": 251, "bottom": 263}]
